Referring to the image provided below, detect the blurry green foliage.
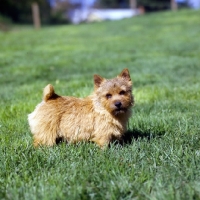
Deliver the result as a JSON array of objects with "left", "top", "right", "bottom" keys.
[
  {"left": 99, "top": 0, "right": 130, "bottom": 8},
  {"left": 0, "top": 0, "right": 172, "bottom": 24},
  {"left": 0, "top": 14, "right": 12, "bottom": 31},
  {"left": 100, "top": 0, "right": 170, "bottom": 11},
  {"left": 0, "top": 0, "right": 50, "bottom": 24},
  {"left": 137, "top": 0, "right": 170, "bottom": 11}
]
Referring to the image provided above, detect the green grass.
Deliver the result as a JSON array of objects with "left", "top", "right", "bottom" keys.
[{"left": 0, "top": 9, "right": 200, "bottom": 200}]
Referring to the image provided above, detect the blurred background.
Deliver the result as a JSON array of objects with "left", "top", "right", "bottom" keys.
[{"left": 0, "top": 0, "right": 200, "bottom": 29}]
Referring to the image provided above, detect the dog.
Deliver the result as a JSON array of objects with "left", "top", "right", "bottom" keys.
[{"left": 28, "top": 68, "right": 134, "bottom": 148}]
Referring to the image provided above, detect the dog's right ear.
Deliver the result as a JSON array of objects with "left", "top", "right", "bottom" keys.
[
  {"left": 118, "top": 68, "right": 131, "bottom": 82},
  {"left": 94, "top": 74, "right": 104, "bottom": 89}
]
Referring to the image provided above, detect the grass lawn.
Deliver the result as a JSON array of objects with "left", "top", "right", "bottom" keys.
[{"left": 0, "top": 9, "right": 200, "bottom": 200}]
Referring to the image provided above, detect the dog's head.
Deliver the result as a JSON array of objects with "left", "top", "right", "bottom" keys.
[{"left": 93, "top": 68, "right": 134, "bottom": 116}]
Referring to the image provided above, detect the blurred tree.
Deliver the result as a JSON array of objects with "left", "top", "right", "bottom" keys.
[
  {"left": 129, "top": 0, "right": 137, "bottom": 9},
  {"left": 0, "top": 0, "right": 50, "bottom": 24},
  {"left": 171, "top": 0, "right": 178, "bottom": 10}
]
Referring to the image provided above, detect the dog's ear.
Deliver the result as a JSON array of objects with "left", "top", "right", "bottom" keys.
[
  {"left": 94, "top": 74, "right": 104, "bottom": 89},
  {"left": 118, "top": 68, "right": 131, "bottom": 82}
]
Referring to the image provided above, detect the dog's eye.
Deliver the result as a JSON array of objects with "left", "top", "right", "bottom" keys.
[
  {"left": 106, "top": 93, "right": 112, "bottom": 99},
  {"left": 119, "top": 90, "right": 126, "bottom": 95}
]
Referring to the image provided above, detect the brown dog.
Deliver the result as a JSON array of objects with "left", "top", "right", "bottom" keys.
[{"left": 28, "top": 68, "right": 134, "bottom": 147}]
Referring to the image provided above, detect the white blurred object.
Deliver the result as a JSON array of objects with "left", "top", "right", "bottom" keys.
[
  {"left": 88, "top": 9, "right": 138, "bottom": 21},
  {"left": 188, "top": 0, "right": 200, "bottom": 9},
  {"left": 69, "top": 9, "right": 139, "bottom": 24}
]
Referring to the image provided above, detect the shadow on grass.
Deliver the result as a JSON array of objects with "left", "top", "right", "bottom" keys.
[
  {"left": 56, "top": 137, "right": 65, "bottom": 144},
  {"left": 55, "top": 129, "right": 165, "bottom": 147},
  {"left": 119, "top": 128, "right": 165, "bottom": 146}
]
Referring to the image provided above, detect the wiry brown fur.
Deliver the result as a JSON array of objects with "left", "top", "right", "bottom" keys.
[{"left": 28, "top": 68, "right": 134, "bottom": 148}]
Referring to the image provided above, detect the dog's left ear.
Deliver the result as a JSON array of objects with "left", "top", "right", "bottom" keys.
[
  {"left": 94, "top": 74, "right": 105, "bottom": 89},
  {"left": 118, "top": 68, "right": 131, "bottom": 82}
]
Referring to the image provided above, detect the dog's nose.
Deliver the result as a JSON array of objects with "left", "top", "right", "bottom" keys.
[{"left": 115, "top": 101, "right": 122, "bottom": 108}]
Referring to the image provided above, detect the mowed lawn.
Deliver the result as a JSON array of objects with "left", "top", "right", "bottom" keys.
[{"left": 0, "top": 9, "right": 200, "bottom": 200}]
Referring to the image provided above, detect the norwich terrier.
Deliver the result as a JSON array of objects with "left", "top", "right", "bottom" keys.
[{"left": 28, "top": 68, "right": 134, "bottom": 147}]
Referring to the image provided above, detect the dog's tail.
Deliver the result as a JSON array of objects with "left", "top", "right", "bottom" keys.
[{"left": 43, "top": 84, "right": 59, "bottom": 102}]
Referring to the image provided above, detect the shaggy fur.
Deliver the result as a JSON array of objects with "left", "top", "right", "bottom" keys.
[{"left": 28, "top": 68, "right": 134, "bottom": 147}]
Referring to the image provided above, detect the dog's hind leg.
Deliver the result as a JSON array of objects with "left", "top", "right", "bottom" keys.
[
  {"left": 32, "top": 120, "right": 59, "bottom": 147},
  {"left": 28, "top": 106, "right": 59, "bottom": 147},
  {"left": 33, "top": 130, "right": 57, "bottom": 147}
]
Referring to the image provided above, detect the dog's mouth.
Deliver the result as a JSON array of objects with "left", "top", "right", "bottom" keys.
[{"left": 113, "top": 107, "right": 127, "bottom": 115}]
